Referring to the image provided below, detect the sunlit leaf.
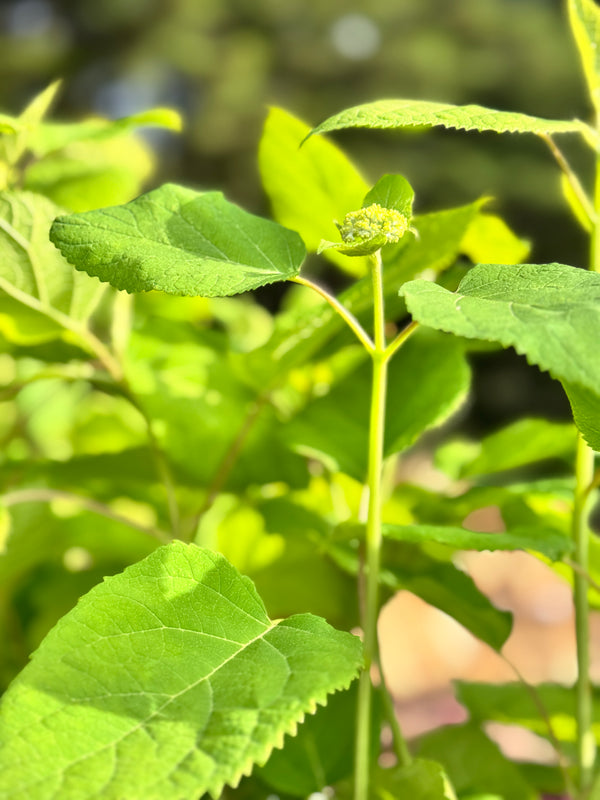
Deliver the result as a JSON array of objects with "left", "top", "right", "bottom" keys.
[
  {"left": 0, "top": 542, "right": 362, "bottom": 800},
  {"left": 460, "top": 213, "right": 530, "bottom": 265},
  {"left": 51, "top": 184, "right": 306, "bottom": 297},
  {"left": 236, "top": 201, "right": 483, "bottom": 391},
  {"left": 0, "top": 191, "right": 104, "bottom": 327},
  {"left": 401, "top": 264, "right": 600, "bottom": 427},
  {"left": 30, "top": 108, "right": 182, "bottom": 157},
  {"left": 568, "top": 0, "right": 600, "bottom": 114},
  {"left": 259, "top": 106, "right": 369, "bottom": 276},
  {"left": 309, "top": 99, "right": 591, "bottom": 143}
]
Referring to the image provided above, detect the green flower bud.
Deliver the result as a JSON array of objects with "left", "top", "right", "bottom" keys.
[
  {"left": 336, "top": 203, "right": 409, "bottom": 245},
  {"left": 318, "top": 203, "right": 412, "bottom": 257}
]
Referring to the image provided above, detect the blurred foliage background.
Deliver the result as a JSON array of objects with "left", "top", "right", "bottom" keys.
[{"left": 0, "top": 0, "right": 592, "bottom": 427}]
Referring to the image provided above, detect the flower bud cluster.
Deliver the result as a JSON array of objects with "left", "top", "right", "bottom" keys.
[{"left": 336, "top": 203, "right": 409, "bottom": 245}]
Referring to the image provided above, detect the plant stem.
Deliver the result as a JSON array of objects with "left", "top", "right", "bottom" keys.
[
  {"left": 375, "top": 651, "right": 412, "bottom": 768},
  {"left": 570, "top": 145, "right": 600, "bottom": 796},
  {"left": 501, "top": 653, "right": 575, "bottom": 798},
  {"left": 383, "top": 319, "right": 419, "bottom": 364},
  {"left": 572, "top": 433, "right": 596, "bottom": 794},
  {"left": 540, "top": 134, "right": 596, "bottom": 230},
  {"left": 291, "top": 275, "right": 375, "bottom": 352},
  {"left": 354, "top": 250, "right": 389, "bottom": 800},
  {"left": 1, "top": 488, "right": 171, "bottom": 542}
]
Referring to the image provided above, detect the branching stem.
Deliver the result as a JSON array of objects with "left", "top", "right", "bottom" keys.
[
  {"left": 2, "top": 488, "right": 171, "bottom": 542},
  {"left": 291, "top": 275, "right": 375, "bottom": 352}
]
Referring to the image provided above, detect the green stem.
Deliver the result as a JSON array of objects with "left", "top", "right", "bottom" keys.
[
  {"left": 540, "top": 134, "right": 596, "bottom": 230},
  {"left": 501, "top": 653, "right": 575, "bottom": 798},
  {"left": 2, "top": 488, "right": 171, "bottom": 542},
  {"left": 375, "top": 651, "right": 412, "bottom": 768},
  {"left": 291, "top": 275, "right": 375, "bottom": 352},
  {"left": 570, "top": 144, "right": 600, "bottom": 796},
  {"left": 572, "top": 434, "right": 596, "bottom": 794},
  {"left": 383, "top": 319, "right": 419, "bottom": 364},
  {"left": 354, "top": 251, "right": 390, "bottom": 800}
]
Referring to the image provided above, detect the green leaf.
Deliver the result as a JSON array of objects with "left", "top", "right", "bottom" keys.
[
  {"left": 329, "top": 533, "right": 512, "bottom": 651},
  {"left": 362, "top": 173, "right": 415, "bottom": 218},
  {"left": 2, "top": 81, "right": 62, "bottom": 167},
  {"left": 380, "top": 548, "right": 512, "bottom": 651},
  {"left": 214, "top": 497, "right": 356, "bottom": 629},
  {"left": 284, "top": 331, "right": 470, "bottom": 481},
  {"left": 436, "top": 417, "right": 577, "bottom": 479},
  {"left": 309, "top": 99, "right": 592, "bottom": 143},
  {"left": 417, "top": 723, "right": 537, "bottom": 800},
  {"left": 25, "top": 134, "right": 156, "bottom": 213},
  {"left": 256, "top": 684, "right": 359, "bottom": 796},
  {"left": 373, "top": 760, "right": 456, "bottom": 800},
  {"left": 124, "top": 327, "right": 309, "bottom": 491},
  {"left": 455, "top": 681, "right": 600, "bottom": 755},
  {"left": 460, "top": 213, "right": 530, "bottom": 265},
  {"left": 50, "top": 183, "right": 306, "bottom": 297},
  {"left": 568, "top": 0, "right": 600, "bottom": 114},
  {"left": 401, "top": 262, "right": 600, "bottom": 394},
  {"left": 259, "top": 106, "right": 370, "bottom": 277},
  {"left": 0, "top": 114, "right": 20, "bottom": 135},
  {"left": 383, "top": 522, "right": 571, "bottom": 561},
  {"left": 0, "top": 542, "right": 362, "bottom": 800},
  {"left": 0, "top": 190, "right": 104, "bottom": 325},
  {"left": 30, "top": 108, "right": 182, "bottom": 157},
  {"left": 564, "top": 381, "right": 600, "bottom": 451}
]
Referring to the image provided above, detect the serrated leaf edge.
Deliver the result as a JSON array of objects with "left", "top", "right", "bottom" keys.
[{"left": 209, "top": 667, "right": 361, "bottom": 797}]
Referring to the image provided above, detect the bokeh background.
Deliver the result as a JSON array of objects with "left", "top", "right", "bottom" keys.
[
  {"left": 2, "top": 0, "right": 597, "bottom": 779},
  {"left": 1, "top": 0, "right": 591, "bottom": 430}
]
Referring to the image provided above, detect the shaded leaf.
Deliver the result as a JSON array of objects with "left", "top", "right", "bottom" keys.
[
  {"left": 373, "top": 760, "right": 455, "bottom": 800},
  {"left": 309, "top": 99, "right": 591, "bottom": 142},
  {"left": 284, "top": 331, "right": 470, "bottom": 481},
  {"left": 436, "top": 417, "right": 577, "bottom": 479},
  {"left": 417, "top": 723, "right": 537, "bottom": 800},
  {"left": 456, "top": 681, "right": 600, "bottom": 757},
  {"left": 330, "top": 534, "right": 512, "bottom": 651},
  {"left": 382, "top": 550, "right": 512, "bottom": 651},
  {"left": 256, "top": 684, "right": 359, "bottom": 796},
  {"left": 50, "top": 183, "right": 306, "bottom": 297},
  {"left": 0, "top": 542, "right": 362, "bottom": 800},
  {"left": 383, "top": 522, "right": 571, "bottom": 561},
  {"left": 564, "top": 381, "right": 600, "bottom": 451}
]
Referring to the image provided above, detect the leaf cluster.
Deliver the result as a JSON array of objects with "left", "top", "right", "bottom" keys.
[{"left": 1, "top": 4, "right": 600, "bottom": 797}]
